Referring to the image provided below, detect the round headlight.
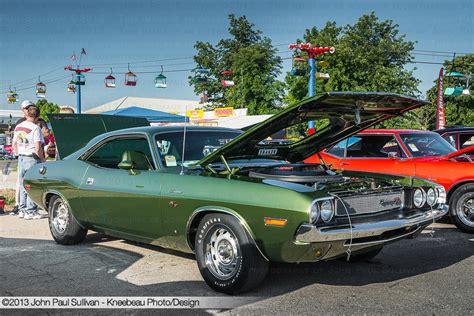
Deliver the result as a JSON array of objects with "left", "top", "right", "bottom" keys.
[
  {"left": 309, "top": 201, "right": 320, "bottom": 224},
  {"left": 413, "top": 188, "right": 426, "bottom": 208},
  {"left": 319, "top": 200, "right": 335, "bottom": 223},
  {"left": 426, "top": 188, "right": 438, "bottom": 206}
]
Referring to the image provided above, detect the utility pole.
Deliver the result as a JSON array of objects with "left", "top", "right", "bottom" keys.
[
  {"left": 64, "top": 66, "right": 92, "bottom": 114},
  {"left": 289, "top": 43, "right": 334, "bottom": 134}
]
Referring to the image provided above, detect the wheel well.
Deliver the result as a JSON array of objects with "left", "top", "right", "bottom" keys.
[
  {"left": 187, "top": 210, "right": 213, "bottom": 251},
  {"left": 447, "top": 181, "right": 474, "bottom": 202},
  {"left": 44, "top": 193, "right": 58, "bottom": 211}
]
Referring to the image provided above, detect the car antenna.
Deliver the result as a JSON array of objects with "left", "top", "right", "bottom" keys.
[{"left": 180, "top": 107, "right": 188, "bottom": 175}]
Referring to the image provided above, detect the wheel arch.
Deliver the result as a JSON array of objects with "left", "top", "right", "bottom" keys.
[
  {"left": 447, "top": 180, "right": 474, "bottom": 202},
  {"left": 41, "top": 190, "right": 87, "bottom": 229},
  {"left": 186, "top": 206, "right": 269, "bottom": 261}
]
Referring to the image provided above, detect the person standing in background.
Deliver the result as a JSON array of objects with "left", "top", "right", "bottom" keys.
[
  {"left": 10, "top": 100, "right": 33, "bottom": 215},
  {"left": 12, "top": 102, "right": 45, "bottom": 220}
]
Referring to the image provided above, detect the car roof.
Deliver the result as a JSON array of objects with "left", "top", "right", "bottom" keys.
[
  {"left": 434, "top": 126, "right": 474, "bottom": 134},
  {"left": 359, "top": 129, "right": 435, "bottom": 134}
]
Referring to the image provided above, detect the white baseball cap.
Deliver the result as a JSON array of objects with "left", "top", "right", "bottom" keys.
[{"left": 21, "top": 100, "right": 35, "bottom": 109}]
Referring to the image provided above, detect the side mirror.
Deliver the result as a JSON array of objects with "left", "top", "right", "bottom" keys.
[
  {"left": 387, "top": 152, "right": 399, "bottom": 159},
  {"left": 118, "top": 160, "right": 137, "bottom": 174}
]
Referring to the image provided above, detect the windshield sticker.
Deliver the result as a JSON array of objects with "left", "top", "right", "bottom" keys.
[
  {"left": 258, "top": 148, "right": 278, "bottom": 156},
  {"left": 408, "top": 143, "right": 419, "bottom": 152},
  {"left": 164, "top": 155, "right": 177, "bottom": 167}
]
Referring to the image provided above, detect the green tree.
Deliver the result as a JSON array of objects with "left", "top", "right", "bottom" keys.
[
  {"left": 422, "top": 54, "right": 474, "bottom": 129},
  {"left": 284, "top": 12, "right": 421, "bottom": 110},
  {"left": 35, "top": 99, "right": 60, "bottom": 122},
  {"left": 190, "top": 15, "right": 283, "bottom": 114}
]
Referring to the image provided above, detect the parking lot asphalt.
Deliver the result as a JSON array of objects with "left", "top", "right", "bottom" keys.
[{"left": 0, "top": 213, "right": 473, "bottom": 315}]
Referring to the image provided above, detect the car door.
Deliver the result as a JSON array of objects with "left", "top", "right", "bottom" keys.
[
  {"left": 325, "top": 134, "right": 416, "bottom": 177},
  {"left": 78, "top": 134, "right": 164, "bottom": 240}
]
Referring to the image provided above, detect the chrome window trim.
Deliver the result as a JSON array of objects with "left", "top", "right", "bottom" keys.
[{"left": 80, "top": 132, "right": 159, "bottom": 171}]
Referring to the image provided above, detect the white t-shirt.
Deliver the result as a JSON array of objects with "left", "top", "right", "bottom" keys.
[{"left": 13, "top": 120, "right": 44, "bottom": 156}]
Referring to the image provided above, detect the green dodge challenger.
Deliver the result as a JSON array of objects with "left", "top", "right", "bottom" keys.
[{"left": 24, "top": 92, "right": 448, "bottom": 294}]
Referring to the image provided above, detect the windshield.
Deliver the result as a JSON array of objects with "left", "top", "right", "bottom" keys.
[
  {"left": 399, "top": 133, "right": 456, "bottom": 157},
  {"left": 155, "top": 130, "right": 241, "bottom": 169}
]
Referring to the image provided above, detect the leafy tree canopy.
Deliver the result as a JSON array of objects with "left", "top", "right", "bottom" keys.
[
  {"left": 284, "top": 12, "right": 420, "bottom": 109},
  {"left": 35, "top": 99, "right": 60, "bottom": 122},
  {"left": 190, "top": 15, "right": 283, "bottom": 114}
]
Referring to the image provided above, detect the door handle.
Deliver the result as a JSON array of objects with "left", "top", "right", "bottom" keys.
[{"left": 340, "top": 162, "right": 350, "bottom": 166}]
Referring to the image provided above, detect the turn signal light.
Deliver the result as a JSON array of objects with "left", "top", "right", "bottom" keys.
[{"left": 264, "top": 217, "right": 287, "bottom": 227}]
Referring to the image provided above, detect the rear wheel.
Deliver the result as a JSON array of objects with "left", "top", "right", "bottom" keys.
[
  {"left": 450, "top": 184, "right": 474, "bottom": 234},
  {"left": 195, "top": 213, "right": 268, "bottom": 294},
  {"left": 48, "top": 195, "right": 87, "bottom": 245}
]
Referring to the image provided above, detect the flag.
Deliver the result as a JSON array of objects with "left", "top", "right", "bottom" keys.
[
  {"left": 81, "top": 48, "right": 87, "bottom": 55},
  {"left": 436, "top": 67, "right": 445, "bottom": 130},
  {"left": 70, "top": 52, "right": 76, "bottom": 62}
]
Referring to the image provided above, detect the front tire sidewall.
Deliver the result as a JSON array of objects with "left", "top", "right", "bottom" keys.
[
  {"left": 195, "top": 214, "right": 267, "bottom": 294},
  {"left": 450, "top": 184, "right": 474, "bottom": 234}
]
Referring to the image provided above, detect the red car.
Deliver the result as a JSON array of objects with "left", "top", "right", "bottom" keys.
[{"left": 306, "top": 129, "right": 474, "bottom": 233}]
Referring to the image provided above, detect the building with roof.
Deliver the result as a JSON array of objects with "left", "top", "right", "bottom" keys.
[{"left": 84, "top": 97, "right": 201, "bottom": 114}]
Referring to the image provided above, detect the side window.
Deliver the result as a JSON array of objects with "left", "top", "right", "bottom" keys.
[
  {"left": 85, "top": 137, "right": 155, "bottom": 170},
  {"left": 327, "top": 139, "right": 348, "bottom": 157},
  {"left": 442, "top": 133, "right": 457, "bottom": 148},
  {"left": 346, "top": 135, "right": 406, "bottom": 158},
  {"left": 460, "top": 134, "right": 474, "bottom": 149}
]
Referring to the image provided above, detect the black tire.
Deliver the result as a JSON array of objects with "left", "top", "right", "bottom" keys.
[
  {"left": 341, "top": 247, "right": 382, "bottom": 262},
  {"left": 449, "top": 184, "right": 474, "bottom": 234},
  {"left": 48, "top": 195, "right": 87, "bottom": 245},
  {"left": 195, "top": 213, "right": 268, "bottom": 294}
]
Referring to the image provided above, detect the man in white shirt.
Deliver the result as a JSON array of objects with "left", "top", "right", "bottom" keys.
[{"left": 12, "top": 101, "right": 45, "bottom": 219}]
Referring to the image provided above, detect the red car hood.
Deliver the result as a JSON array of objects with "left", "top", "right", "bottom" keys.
[{"left": 443, "top": 145, "right": 474, "bottom": 160}]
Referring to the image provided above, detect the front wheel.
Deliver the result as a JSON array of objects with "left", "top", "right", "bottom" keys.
[
  {"left": 195, "top": 213, "right": 268, "bottom": 294},
  {"left": 48, "top": 195, "right": 87, "bottom": 245},
  {"left": 450, "top": 184, "right": 474, "bottom": 234}
]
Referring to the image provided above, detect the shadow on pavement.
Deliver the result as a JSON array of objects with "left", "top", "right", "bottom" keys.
[{"left": 1, "top": 226, "right": 473, "bottom": 300}]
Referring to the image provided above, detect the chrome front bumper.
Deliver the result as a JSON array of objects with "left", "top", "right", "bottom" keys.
[{"left": 295, "top": 204, "right": 449, "bottom": 244}]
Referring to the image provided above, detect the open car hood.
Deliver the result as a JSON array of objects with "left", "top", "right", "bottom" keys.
[
  {"left": 48, "top": 114, "right": 150, "bottom": 158},
  {"left": 444, "top": 145, "right": 474, "bottom": 160},
  {"left": 199, "top": 92, "right": 430, "bottom": 166}
]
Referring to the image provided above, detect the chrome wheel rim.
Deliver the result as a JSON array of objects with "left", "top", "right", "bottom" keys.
[
  {"left": 52, "top": 200, "right": 69, "bottom": 233},
  {"left": 456, "top": 193, "right": 474, "bottom": 227},
  {"left": 204, "top": 226, "right": 240, "bottom": 280}
]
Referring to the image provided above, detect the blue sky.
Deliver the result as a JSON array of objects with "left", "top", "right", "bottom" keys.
[{"left": 1, "top": 0, "right": 472, "bottom": 111}]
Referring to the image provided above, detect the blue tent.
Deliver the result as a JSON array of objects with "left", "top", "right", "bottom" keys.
[{"left": 101, "top": 106, "right": 189, "bottom": 123}]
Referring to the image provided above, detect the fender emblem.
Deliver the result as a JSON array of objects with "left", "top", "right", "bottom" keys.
[{"left": 169, "top": 201, "right": 178, "bottom": 208}]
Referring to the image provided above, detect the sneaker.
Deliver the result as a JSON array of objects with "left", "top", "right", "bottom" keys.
[
  {"left": 10, "top": 205, "right": 19, "bottom": 215},
  {"left": 31, "top": 213, "right": 42, "bottom": 220},
  {"left": 24, "top": 212, "right": 40, "bottom": 220},
  {"left": 17, "top": 211, "right": 25, "bottom": 218}
]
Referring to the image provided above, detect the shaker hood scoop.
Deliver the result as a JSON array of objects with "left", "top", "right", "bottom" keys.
[{"left": 199, "top": 92, "right": 430, "bottom": 166}]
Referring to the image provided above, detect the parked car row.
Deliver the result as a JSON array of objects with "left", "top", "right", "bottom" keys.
[{"left": 22, "top": 92, "right": 471, "bottom": 294}]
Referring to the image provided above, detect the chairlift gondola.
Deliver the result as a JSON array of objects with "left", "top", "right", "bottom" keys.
[
  {"left": 193, "top": 67, "right": 210, "bottom": 83},
  {"left": 124, "top": 64, "right": 137, "bottom": 86},
  {"left": 290, "top": 57, "right": 307, "bottom": 76},
  {"left": 35, "top": 77, "right": 46, "bottom": 98},
  {"left": 7, "top": 87, "right": 18, "bottom": 103},
  {"left": 104, "top": 68, "right": 116, "bottom": 88},
  {"left": 221, "top": 69, "right": 234, "bottom": 87},
  {"left": 67, "top": 78, "right": 76, "bottom": 93},
  {"left": 444, "top": 71, "right": 467, "bottom": 96},
  {"left": 154, "top": 66, "right": 167, "bottom": 88},
  {"left": 74, "top": 73, "right": 86, "bottom": 85}
]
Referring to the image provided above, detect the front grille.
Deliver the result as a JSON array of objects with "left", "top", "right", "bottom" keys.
[{"left": 335, "top": 190, "right": 404, "bottom": 216}]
